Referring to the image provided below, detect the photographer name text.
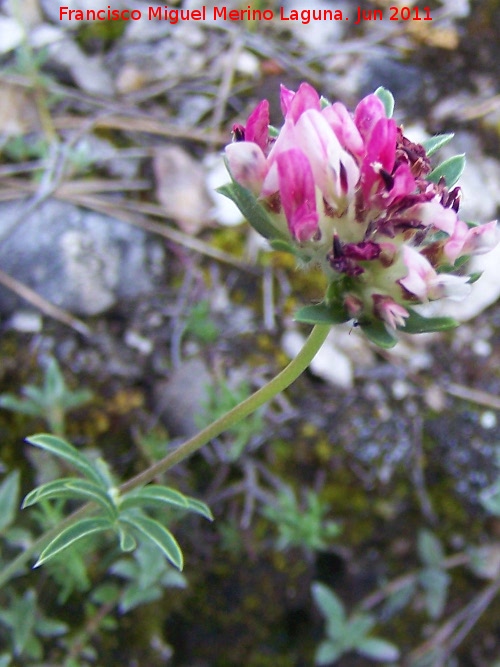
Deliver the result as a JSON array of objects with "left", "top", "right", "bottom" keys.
[{"left": 59, "top": 5, "right": 433, "bottom": 24}]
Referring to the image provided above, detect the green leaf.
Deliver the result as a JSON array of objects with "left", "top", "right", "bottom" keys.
[
  {"left": 0, "top": 655, "right": 12, "bottom": 667},
  {"left": 480, "top": 483, "right": 500, "bottom": 516},
  {"left": 294, "top": 302, "right": 349, "bottom": 325},
  {"left": 374, "top": 87, "right": 394, "bottom": 118},
  {"left": 120, "top": 584, "right": 162, "bottom": 613},
  {"left": 44, "top": 358, "right": 65, "bottom": 401},
  {"left": 118, "top": 526, "right": 137, "bottom": 552},
  {"left": 427, "top": 154, "right": 465, "bottom": 187},
  {"left": 34, "top": 517, "right": 112, "bottom": 567},
  {"left": 0, "top": 470, "right": 20, "bottom": 533},
  {"left": 359, "top": 321, "right": 398, "bottom": 348},
  {"left": 217, "top": 179, "right": 286, "bottom": 241},
  {"left": 418, "top": 529, "right": 444, "bottom": 568},
  {"left": 345, "top": 614, "right": 375, "bottom": 644},
  {"left": 269, "top": 239, "right": 301, "bottom": 256},
  {"left": 312, "top": 583, "right": 346, "bottom": 632},
  {"left": 11, "top": 590, "right": 37, "bottom": 655},
  {"left": 403, "top": 308, "right": 458, "bottom": 334},
  {"left": 467, "top": 271, "right": 482, "bottom": 285},
  {"left": 420, "top": 133, "right": 454, "bottom": 156},
  {"left": 35, "top": 616, "right": 68, "bottom": 638},
  {"left": 120, "top": 514, "right": 184, "bottom": 570},
  {"left": 0, "top": 394, "right": 42, "bottom": 417},
  {"left": 185, "top": 497, "right": 214, "bottom": 521},
  {"left": 382, "top": 581, "right": 416, "bottom": 617},
  {"left": 419, "top": 567, "right": 449, "bottom": 619},
  {"left": 25, "top": 434, "right": 104, "bottom": 487},
  {"left": 315, "top": 640, "right": 342, "bottom": 665},
  {"left": 120, "top": 486, "right": 189, "bottom": 512},
  {"left": 357, "top": 637, "right": 400, "bottom": 661},
  {"left": 23, "top": 478, "right": 117, "bottom": 518}
]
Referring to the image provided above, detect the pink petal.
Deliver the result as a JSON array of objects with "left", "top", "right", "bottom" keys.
[
  {"left": 354, "top": 94, "right": 387, "bottom": 141},
  {"left": 323, "top": 102, "right": 365, "bottom": 157},
  {"left": 244, "top": 100, "right": 270, "bottom": 152},
  {"left": 372, "top": 294, "right": 409, "bottom": 329},
  {"left": 225, "top": 142, "right": 268, "bottom": 194},
  {"left": 388, "top": 163, "right": 416, "bottom": 202},
  {"left": 279, "top": 84, "right": 296, "bottom": 117},
  {"left": 443, "top": 218, "right": 469, "bottom": 262},
  {"left": 462, "top": 220, "right": 498, "bottom": 256},
  {"left": 361, "top": 118, "right": 397, "bottom": 201},
  {"left": 276, "top": 148, "right": 319, "bottom": 242},
  {"left": 429, "top": 274, "right": 471, "bottom": 301},
  {"left": 411, "top": 200, "right": 458, "bottom": 234},
  {"left": 399, "top": 245, "right": 436, "bottom": 301},
  {"left": 282, "top": 82, "right": 321, "bottom": 124}
]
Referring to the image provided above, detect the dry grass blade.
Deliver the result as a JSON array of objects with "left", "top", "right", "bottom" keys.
[
  {"left": 56, "top": 191, "right": 259, "bottom": 275},
  {"left": 446, "top": 383, "right": 500, "bottom": 411},
  {"left": 0, "top": 268, "right": 91, "bottom": 336},
  {"left": 54, "top": 114, "right": 226, "bottom": 146}
]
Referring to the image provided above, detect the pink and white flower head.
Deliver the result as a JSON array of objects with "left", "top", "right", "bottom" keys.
[{"left": 222, "top": 83, "right": 498, "bottom": 347}]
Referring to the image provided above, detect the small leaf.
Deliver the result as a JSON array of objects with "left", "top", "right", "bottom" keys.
[
  {"left": 44, "top": 358, "right": 65, "bottom": 401},
  {"left": 418, "top": 529, "right": 444, "bottom": 568},
  {"left": 480, "top": 483, "right": 500, "bottom": 516},
  {"left": 312, "top": 582, "right": 346, "bottom": 632},
  {"left": 217, "top": 179, "right": 286, "bottom": 241},
  {"left": 62, "top": 388, "right": 93, "bottom": 410},
  {"left": 64, "top": 480, "right": 117, "bottom": 517},
  {"left": 315, "top": 640, "right": 342, "bottom": 665},
  {"left": 35, "top": 616, "right": 69, "bottom": 638},
  {"left": 23, "top": 478, "right": 117, "bottom": 517},
  {"left": 120, "top": 485, "right": 189, "bottom": 512},
  {"left": 269, "top": 239, "right": 301, "bottom": 256},
  {"left": 23, "top": 478, "right": 85, "bottom": 507},
  {"left": 467, "top": 271, "right": 482, "bottom": 285},
  {"left": 374, "top": 87, "right": 395, "bottom": 118},
  {"left": 427, "top": 154, "right": 465, "bottom": 187},
  {"left": 185, "top": 497, "right": 214, "bottom": 521},
  {"left": 359, "top": 321, "right": 398, "bottom": 348},
  {"left": 0, "top": 394, "right": 42, "bottom": 417},
  {"left": 12, "top": 590, "right": 36, "bottom": 655},
  {"left": 403, "top": 309, "right": 458, "bottom": 334},
  {"left": 357, "top": 637, "right": 400, "bottom": 662},
  {"left": 118, "top": 526, "right": 137, "bottom": 552},
  {"left": 345, "top": 613, "right": 375, "bottom": 644},
  {"left": 420, "top": 133, "right": 454, "bottom": 156},
  {"left": 419, "top": 568, "right": 450, "bottom": 619},
  {"left": 34, "top": 517, "right": 112, "bottom": 567},
  {"left": 382, "top": 581, "right": 416, "bottom": 617},
  {"left": 120, "top": 584, "right": 162, "bottom": 613},
  {"left": 0, "top": 470, "right": 20, "bottom": 533},
  {"left": 120, "top": 515, "right": 184, "bottom": 570},
  {"left": 25, "top": 434, "right": 104, "bottom": 487},
  {"left": 294, "top": 302, "right": 349, "bottom": 325}
]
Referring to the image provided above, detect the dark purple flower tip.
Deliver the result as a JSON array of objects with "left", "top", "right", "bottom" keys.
[
  {"left": 232, "top": 124, "right": 246, "bottom": 142},
  {"left": 343, "top": 241, "right": 382, "bottom": 261}
]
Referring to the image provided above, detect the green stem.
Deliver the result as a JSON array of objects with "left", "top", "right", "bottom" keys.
[
  {"left": 0, "top": 324, "right": 329, "bottom": 589},
  {"left": 120, "top": 323, "right": 329, "bottom": 492}
]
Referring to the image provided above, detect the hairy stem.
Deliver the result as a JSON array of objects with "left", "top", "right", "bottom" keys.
[
  {"left": 120, "top": 324, "right": 330, "bottom": 492},
  {"left": 0, "top": 324, "right": 330, "bottom": 588}
]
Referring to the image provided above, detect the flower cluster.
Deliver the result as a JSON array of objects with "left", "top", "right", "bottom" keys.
[{"left": 221, "top": 83, "right": 497, "bottom": 346}]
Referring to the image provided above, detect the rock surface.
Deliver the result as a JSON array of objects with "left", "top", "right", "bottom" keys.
[{"left": 0, "top": 200, "right": 164, "bottom": 317}]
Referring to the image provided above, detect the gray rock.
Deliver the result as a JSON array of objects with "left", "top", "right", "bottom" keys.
[
  {"left": 0, "top": 199, "right": 164, "bottom": 317},
  {"left": 154, "top": 358, "right": 213, "bottom": 437}
]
